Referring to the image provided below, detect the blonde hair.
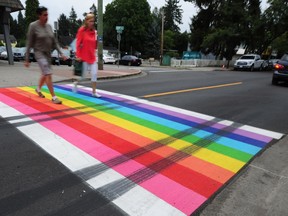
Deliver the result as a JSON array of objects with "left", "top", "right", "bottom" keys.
[{"left": 83, "top": 13, "right": 95, "bottom": 28}]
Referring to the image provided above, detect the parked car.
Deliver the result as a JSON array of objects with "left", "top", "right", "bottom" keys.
[
  {"left": 12, "top": 47, "right": 26, "bottom": 61},
  {"left": 0, "top": 50, "right": 8, "bottom": 60},
  {"left": 103, "top": 54, "right": 116, "bottom": 64},
  {"left": 24, "top": 48, "right": 36, "bottom": 62},
  {"left": 0, "top": 47, "right": 26, "bottom": 61},
  {"left": 51, "top": 49, "right": 73, "bottom": 66},
  {"left": 272, "top": 53, "right": 288, "bottom": 85},
  {"left": 267, "top": 58, "right": 280, "bottom": 70},
  {"left": 116, "top": 55, "right": 142, "bottom": 66},
  {"left": 234, "top": 54, "right": 265, "bottom": 71},
  {"left": 0, "top": 46, "right": 6, "bottom": 57}
]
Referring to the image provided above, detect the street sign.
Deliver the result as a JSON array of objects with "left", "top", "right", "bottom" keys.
[
  {"left": 54, "top": 21, "right": 59, "bottom": 30},
  {"left": 117, "top": 34, "right": 121, "bottom": 42},
  {"left": 116, "top": 26, "right": 124, "bottom": 34},
  {"left": 116, "top": 26, "right": 124, "bottom": 31}
]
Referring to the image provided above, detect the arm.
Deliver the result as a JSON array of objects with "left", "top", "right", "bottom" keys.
[
  {"left": 25, "top": 23, "right": 34, "bottom": 66},
  {"left": 76, "top": 27, "right": 84, "bottom": 60},
  {"left": 95, "top": 30, "right": 97, "bottom": 50}
]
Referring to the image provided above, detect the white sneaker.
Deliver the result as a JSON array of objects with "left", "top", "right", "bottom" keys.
[
  {"left": 52, "top": 97, "right": 62, "bottom": 104},
  {"left": 92, "top": 92, "right": 101, "bottom": 98},
  {"left": 72, "top": 81, "right": 78, "bottom": 93}
]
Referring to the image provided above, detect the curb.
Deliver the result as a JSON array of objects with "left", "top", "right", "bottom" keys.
[{"left": 98, "top": 70, "right": 142, "bottom": 80}]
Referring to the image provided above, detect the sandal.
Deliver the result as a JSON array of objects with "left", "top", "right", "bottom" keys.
[{"left": 35, "top": 89, "right": 45, "bottom": 98}]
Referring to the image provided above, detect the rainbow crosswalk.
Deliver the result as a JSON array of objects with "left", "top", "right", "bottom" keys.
[{"left": 0, "top": 84, "right": 283, "bottom": 215}]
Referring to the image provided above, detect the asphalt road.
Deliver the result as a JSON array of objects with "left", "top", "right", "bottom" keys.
[
  {"left": 0, "top": 117, "right": 127, "bottom": 216},
  {"left": 1, "top": 66, "right": 287, "bottom": 216},
  {"left": 98, "top": 68, "right": 288, "bottom": 134}
]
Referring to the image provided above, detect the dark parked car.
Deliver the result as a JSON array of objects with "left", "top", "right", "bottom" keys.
[
  {"left": 24, "top": 48, "right": 36, "bottom": 62},
  {"left": 117, "top": 55, "right": 142, "bottom": 66},
  {"left": 51, "top": 49, "right": 73, "bottom": 66},
  {"left": 272, "top": 53, "right": 288, "bottom": 85}
]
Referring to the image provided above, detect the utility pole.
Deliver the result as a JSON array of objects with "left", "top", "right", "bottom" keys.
[
  {"left": 160, "top": 11, "right": 165, "bottom": 66},
  {"left": 54, "top": 21, "right": 60, "bottom": 66},
  {"left": 97, "top": 0, "right": 103, "bottom": 70}
]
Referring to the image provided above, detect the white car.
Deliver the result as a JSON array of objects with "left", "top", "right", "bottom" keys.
[
  {"left": 103, "top": 54, "right": 116, "bottom": 64},
  {"left": 0, "top": 50, "right": 8, "bottom": 60},
  {"left": 13, "top": 47, "right": 26, "bottom": 61},
  {"left": 234, "top": 54, "right": 265, "bottom": 71}
]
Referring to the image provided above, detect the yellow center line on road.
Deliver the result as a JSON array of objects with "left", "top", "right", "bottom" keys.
[{"left": 142, "top": 82, "right": 243, "bottom": 98}]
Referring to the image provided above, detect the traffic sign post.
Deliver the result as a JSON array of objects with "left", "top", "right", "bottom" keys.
[{"left": 116, "top": 26, "right": 124, "bottom": 67}]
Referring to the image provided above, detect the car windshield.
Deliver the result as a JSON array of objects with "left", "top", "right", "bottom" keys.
[
  {"left": 240, "top": 55, "right": 255, "bottom": 60},
  {"left": 281, "top": 54, "right": 288, "bottom": 61}
]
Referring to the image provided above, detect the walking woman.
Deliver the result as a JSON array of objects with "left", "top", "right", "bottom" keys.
[
  {"left": 73, "top": 13, "right": 101, "bottom": 97},
  {"left": 25, "top": 6, "right": 66, "bottom": 104}
]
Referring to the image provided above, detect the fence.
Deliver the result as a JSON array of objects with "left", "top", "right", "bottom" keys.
[{"left": 171, "top": 59, "right": 235, "bottom": 68}]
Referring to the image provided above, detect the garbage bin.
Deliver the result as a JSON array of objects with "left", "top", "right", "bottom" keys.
[{"left": 162, "top": 55, "right": 171, "bottom": 66}]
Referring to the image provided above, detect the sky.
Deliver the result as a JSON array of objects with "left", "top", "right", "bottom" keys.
[
  {"left": 15, "top": 0, "right": 197, "bottom": 32},
  {"left": 15, "top": 0, "right": 268, "bottom": 33}
]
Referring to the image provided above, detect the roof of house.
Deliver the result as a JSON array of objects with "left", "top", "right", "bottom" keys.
[{"left": 0, "top": 0, "right": 24, "bottom": 12}]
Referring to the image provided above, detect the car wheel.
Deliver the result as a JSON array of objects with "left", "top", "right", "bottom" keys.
[
  {"left": 259, "top": 64, "right": 263, "bottom": 71},
  {"left": 272, "top": 78, "right": 278, "bottom": 85}
]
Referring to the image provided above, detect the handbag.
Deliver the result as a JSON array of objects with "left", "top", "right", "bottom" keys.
[{"left": 73, "top": 59, "right": 82, "bottom": 76}]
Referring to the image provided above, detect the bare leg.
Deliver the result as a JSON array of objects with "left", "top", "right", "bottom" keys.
[
  {"left": 92, "top": 82, "right": 96, "bottom": 94},
  {"left": 38, "top": 75, "right": 46, "bottom": 91},
  {"left": 45, "top": 74, "right": 56, "bottom": 97}
]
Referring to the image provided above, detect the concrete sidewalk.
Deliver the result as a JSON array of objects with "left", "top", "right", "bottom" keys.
[{"left": 0, "top": 60, "right": 141, "bottom": 87}]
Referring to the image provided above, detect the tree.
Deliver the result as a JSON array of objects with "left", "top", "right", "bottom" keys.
[
  {"left": 69, "top": 7, "right": 81, "bottom": 38},
  {"left": 185, "top": 0, "right": 255, "bottom": 63},
  {"left": 103, "top": 0, "right": 152, "bottom": 56},
  {"left": 163, "top": 0, "right": 183, "bottom": 33},
  {"left": 270, "top": 32, "right": 288, "bottom": 57},
  {"left": 145, "top": 8, "right": 162, "bottom": 58},
  {"left": 174, "top": 31, "right": 190, "bottom": 56},
  {"left": 208, "top": 0, "right": 248, "bottom": 61},
  {"left": 17, "top": 11, "right": 26, "bottom": 41},
  {"left": 89, "top": 4, "right": 98, "bottom": 27},
  {"left": 186, "top": 0, "right": 218, "bottom": 51},
  {"left": 262, "top": 0, "right": 288, "bottom": 56},
  {"left": 58, "top": 14, "right": 70, "bottom": 37},
  {"left": 243, "top": 0, "right": 263, "bottom": 54},
  {"left": 25, "top": 0, "right": 39, "bottom": 30}
]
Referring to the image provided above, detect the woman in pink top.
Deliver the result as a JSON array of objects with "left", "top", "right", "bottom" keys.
[{"left": 74, "top": 13, "right": 101, "bottom": 97}]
